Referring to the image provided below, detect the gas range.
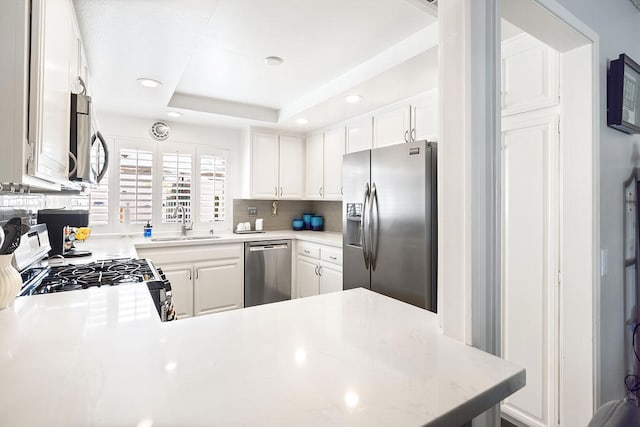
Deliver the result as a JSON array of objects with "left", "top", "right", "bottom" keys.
[{"left": 15, "top": 225, "right": 175, "bottom": 322}]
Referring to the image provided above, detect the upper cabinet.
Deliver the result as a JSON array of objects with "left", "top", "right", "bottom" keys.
[
  {"left": 346, "top": 117, "right": 373, "bottom": 154},
  {"left": 0, "top": 0, "right": 89, "bottom": 190},
  {"left": 411, "top": 90, "right": 439, "bottom": 142},
  {"left": 250, "top": 131, "right": 304, "bottom": 199},
  {"left": 373, "top": 105, "right": 411, "bottom": 148},
  {"left": 501, "top": 34, "right": 559, "bottom": 116},
  {"left": 305, "top": 127, "right": 344, "bottom": 200}
]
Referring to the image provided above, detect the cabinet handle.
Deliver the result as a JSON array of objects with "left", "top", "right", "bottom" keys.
[
  {"left": 275, "top": 186, "right": 278, "bottom": 197},
  {"left": 318, "top": 265, "right": 323, "bottom": 277},
  {"left": 411, "top": 128, "right": 416, "bottom": 142},
  {"left": 341, "top": 186, "right": 343, "bottom": 195},
  {"left": 189, "top": 270, "right": 192, "bottom": 280},
  {"left": 195, "top": 269, "right": 199, "bottom": 280},
  {"left": 280, "top": 186, "right": 283, "bottom": 197},
  {"left": 319, "top": 187, "right": 323, "bottom": 197},
  {"left": 314, "top": 265, "right": 319, "bottom": 276},
  {"left": 330, "top": 256, "right": 337, "bottom": 260},
  {"left": 304, "top": 249, "right": 311, "bottom": 254},
  {"left": 404, "top": 130, "right": 409, "bottom": 143}
]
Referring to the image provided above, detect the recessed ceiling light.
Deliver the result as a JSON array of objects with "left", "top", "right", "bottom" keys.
[
  {"left": 167, "top": 111, "right": 182, "bottom": 118},
  {"left": 137, "top": 78, "right": 163, "bottom": 88},
  {"left": 296, "top": 118, "right": 308, "bottom": 125},
  {"left": 264, "top": 56, "right": 284, "bottom": 66},
  {"left": 345, "top": 94, "right": 363, "bottom": 104}
]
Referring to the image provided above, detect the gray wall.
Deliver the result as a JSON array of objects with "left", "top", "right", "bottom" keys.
[
  {"left": 556, "top": 0, "right": 640, "bottom": 404},
  {"left": 233, "top": 199, "right": 342, "bottom": 233}
]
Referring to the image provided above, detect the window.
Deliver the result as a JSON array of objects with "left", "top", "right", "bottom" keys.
[
  {"left": 199, "top": 154, "right": 227, "bottom": 223},
  {"left": 119, "top": 149, "right": 153, "bottom": 224},
  {"left": 162, "top": 152, "right": 192, "bottom": 223}
]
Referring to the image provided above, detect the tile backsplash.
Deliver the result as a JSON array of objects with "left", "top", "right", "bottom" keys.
[{"left": 233, "top": 199, "right": 342, "bottom": 233}]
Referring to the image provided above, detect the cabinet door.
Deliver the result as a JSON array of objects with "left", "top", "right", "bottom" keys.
[
  {"left": 346, "top": 117, "right": 373, "bottom": 153},
  {"left": 501, "top": 34, "right": 559, "bottom": 116},
  {"left": 323, "top": 127, "right": 345, "bottom": 199},
  {"left": 29, "top": 0, "right": 73, "bottom": 184},
  {"left": 373, "top": 105, "right": 410, "bottom": 148},
  {"left": 251, "top": 132, "right": 279, "bottom": 198},
  {"left": 162, "top": 264, "right": 194, "bottom": 319},
  {"left": 319, "top": 262, "right": 342, "bottom": 294},
  {"left": 305, "top": 134, "right": 324, "bottom": 199},
  {"left": 501, "top": 113, "right": 559, "bottom": 426},
  {"left": 296, "top": 256, "right": 319, "bottom": 298},
  {"left": 278, "top": 136, "right": 304, "bottom": 199},
  {"left": 412, "top": 91, "right": 439, "bottom": 142},
  {"left": 194, "top": 258, "right": 243, "bottom": 316}
]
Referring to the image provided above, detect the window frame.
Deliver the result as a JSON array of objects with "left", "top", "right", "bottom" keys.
[{"left": 195, "top": 145, "right": 231, "bottom": 232}]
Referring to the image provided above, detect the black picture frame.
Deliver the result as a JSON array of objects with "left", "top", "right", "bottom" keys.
[{"left": 608, "top": 53, "right": 640, "bottom": 135}]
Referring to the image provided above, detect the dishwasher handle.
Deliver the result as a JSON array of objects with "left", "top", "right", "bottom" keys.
[{"left": 249, "top": 244, "right": 289, "bottom": 251}]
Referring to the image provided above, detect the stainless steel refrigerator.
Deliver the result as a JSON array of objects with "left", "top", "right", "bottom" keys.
[{"left": 342, "top": 140, "right": 437, "bottom": 312}]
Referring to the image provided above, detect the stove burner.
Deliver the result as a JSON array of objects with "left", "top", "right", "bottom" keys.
[{"left": 30, "top": 258, "right": 156, "bottom": 294}]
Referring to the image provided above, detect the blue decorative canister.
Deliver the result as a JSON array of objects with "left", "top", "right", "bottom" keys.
[
  {"left": 311, "top": 215, "right": 324, "bottom": 231},
  {"left": 292, "top": 218, "right": 304, "bottom": 231},
  {"left": 302, "top": 213, "right": 314, "bottom": 230}
]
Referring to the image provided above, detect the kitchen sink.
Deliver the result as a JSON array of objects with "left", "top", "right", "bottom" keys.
[{"left": 151, "top": 235, "right": 222, "bottom": 242}]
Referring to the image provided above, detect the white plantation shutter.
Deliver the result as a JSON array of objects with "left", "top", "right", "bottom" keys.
[
  {"left": 199, "top": 155, "right": 226, "bottom": 223},
  {"left": 162, "top": 152, "right": 193, "bottom": 223},
  {"left": 119, "top": 149, "right": 153, "bottom": 224}
]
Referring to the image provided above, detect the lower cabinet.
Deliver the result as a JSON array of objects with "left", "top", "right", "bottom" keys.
[
  {"left": 295, "top": 241, "right": 342, "bottom": 298},
  {"left": 136, "top": 243, "right": 244, "bottom": 320}
]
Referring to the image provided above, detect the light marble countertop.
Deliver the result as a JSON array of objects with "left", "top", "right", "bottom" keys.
[
  {"left": 51, "top": 230, "right": 342, "bottom": 266},
  {"left": 0, "top": 287, "right": 524, "bottom": 426}
]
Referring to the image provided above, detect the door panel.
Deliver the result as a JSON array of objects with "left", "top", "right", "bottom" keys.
[
  {"left": 305, "top": 134, "right": 324, "bottom": 199},
  {"left": 194, "top": 259, "right": 243, "bottom": 316},
  {"left": 319, "top": 263, "right": 342, "bottom": 294},
  {"left": 346, "top": 117, "right": 373, "bottom": 153},
  {"left": 279, "top": 135, "right": 304, "bottom": 199},
  {"left": 412, "top": 90, "right": 439, "bottom": 142},
  {"left": 324, "top": 127, "right": 345, "bottom": 199},
  {"left": 501, "top": 113, "right": 558, "bottom": 426},
  {"left": 373, "top": 106, "right": 410, "bottom": 148},
  {"left": 251, "top": 132, "right": 279, "bottom": 198},
  {"left": 296, "top": 256, "right": 319, "bottom": 298},
  {"left": 162, "top": 264, "right": 193, "bottom": 319}
]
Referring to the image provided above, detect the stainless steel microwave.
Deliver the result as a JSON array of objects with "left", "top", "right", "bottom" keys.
[{"left": 69, "top": 90, "right": 109, "bottom": 184}]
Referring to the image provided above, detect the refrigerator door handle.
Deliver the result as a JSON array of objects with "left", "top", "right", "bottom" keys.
[
  {"left": 362, "top": 183, "right": 370, "bottom": 269},
  {"left": 369, "top": 183, "right": 378, "bottom": 271}
]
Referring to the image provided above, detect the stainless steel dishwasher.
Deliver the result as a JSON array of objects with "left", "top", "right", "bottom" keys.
[{"left": 244, "top": 240, "right": 291, "bottom": 307}]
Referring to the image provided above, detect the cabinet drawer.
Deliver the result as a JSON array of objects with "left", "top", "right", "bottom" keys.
[
  {"left": 321, "top": 247, "right": 342, "bottom": 266},
  {"left": 297, "top": 241, "right": 320, "bottom": 259}
]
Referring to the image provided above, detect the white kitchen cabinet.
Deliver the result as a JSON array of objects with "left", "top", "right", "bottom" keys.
[
  {"left": 194, "top": 258, "right": 244, "bottom": 316},
  {"left": 323, "top": 128, "right": 345, "bottom": 199},
  {"left": 295, "top": 241, "right": 342, "bottom": 298},
  {"left": 305, "top": 133, "right": 325, "bottom": 199},
  {"left": 501, "top": 34, "right": 559, "bottom": 117},
  {"left": 296, "top": 256, "right": 320, "bottom": 298},
  {"left": 411, "top": 90, "right": 439, "bottom": 142},
  {"left": 346, "top": 116, "right": 373, "bottom": 153},
  {"left": 162, "top": 264, "right": 194, "bottom": 319},
  {"left": 136, "top": 243, "right": 244, "bottom": 320},
  {"left": 278, "top": 135, "right": 305, "bottom": 199},
  {"left": 373, "top": 105, "right": 411, "bottom": 148},
  {"left": 305, "top": 127, "right": 344, "bottom": 200},
  {"left": 250, "top": 131, "right": 305, "bottom": 199},
  {"left": 251, "top": 132, "right": 280, "bottom": 198}
]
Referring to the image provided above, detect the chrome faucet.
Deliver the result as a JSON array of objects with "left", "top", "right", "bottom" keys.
[{"left": 173, "top": 205, "right": 192, "bottom": 236}]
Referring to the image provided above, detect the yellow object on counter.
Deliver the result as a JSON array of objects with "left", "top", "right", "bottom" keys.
[{"left": 74, "top": 227, "right": 92, "bottom": 241}]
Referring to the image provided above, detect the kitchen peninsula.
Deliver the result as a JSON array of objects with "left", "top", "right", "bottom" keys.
[{"left": 0, "top": 286, "right": 524, "bottom": 426}]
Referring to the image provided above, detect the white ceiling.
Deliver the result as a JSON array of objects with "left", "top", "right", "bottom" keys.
[{"left": 73, "top": 0, "right": 438, "bottom": 129}]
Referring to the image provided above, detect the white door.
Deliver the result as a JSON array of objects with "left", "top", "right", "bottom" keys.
[
  {"left": 194, "top": 258, "right": 243, "bottom": 316},
  {"left": 319, "top": 263, "right": 342, "bottom": 294},
  {"left": 278, "top": 135, "right": 304, "bottom": 199},
  {"left": 501, "top": 112, "right": 559, "bottom": 427},
  {"left": 323, "top": 127, "right": 345, "bottom": 199},
  {"left": 411, "top": 90, "right": 439, "bottom": 142},
  {"left": 296, "top": 256, "right": 319, "bottom": 298},
  {"left": 373, "top": 105, "right": 410, "bottom": 148},
  {"left": 29, "top": 0, "right": 73, "bottom": 184},
  {"left": 346, "top": 117, "right": 373, "bottom": 153},
  {"left": 501, "top": 34, "right": 559, "bottom": 116},
  {"left": 162, "top": 264, "right": 194, "bottom": 319},
  {"left": 305, "top": 133, "right": 324, "bottom": 199},
  {"left": 251, "top": 132, "right": 279, "bottom": 198}
]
